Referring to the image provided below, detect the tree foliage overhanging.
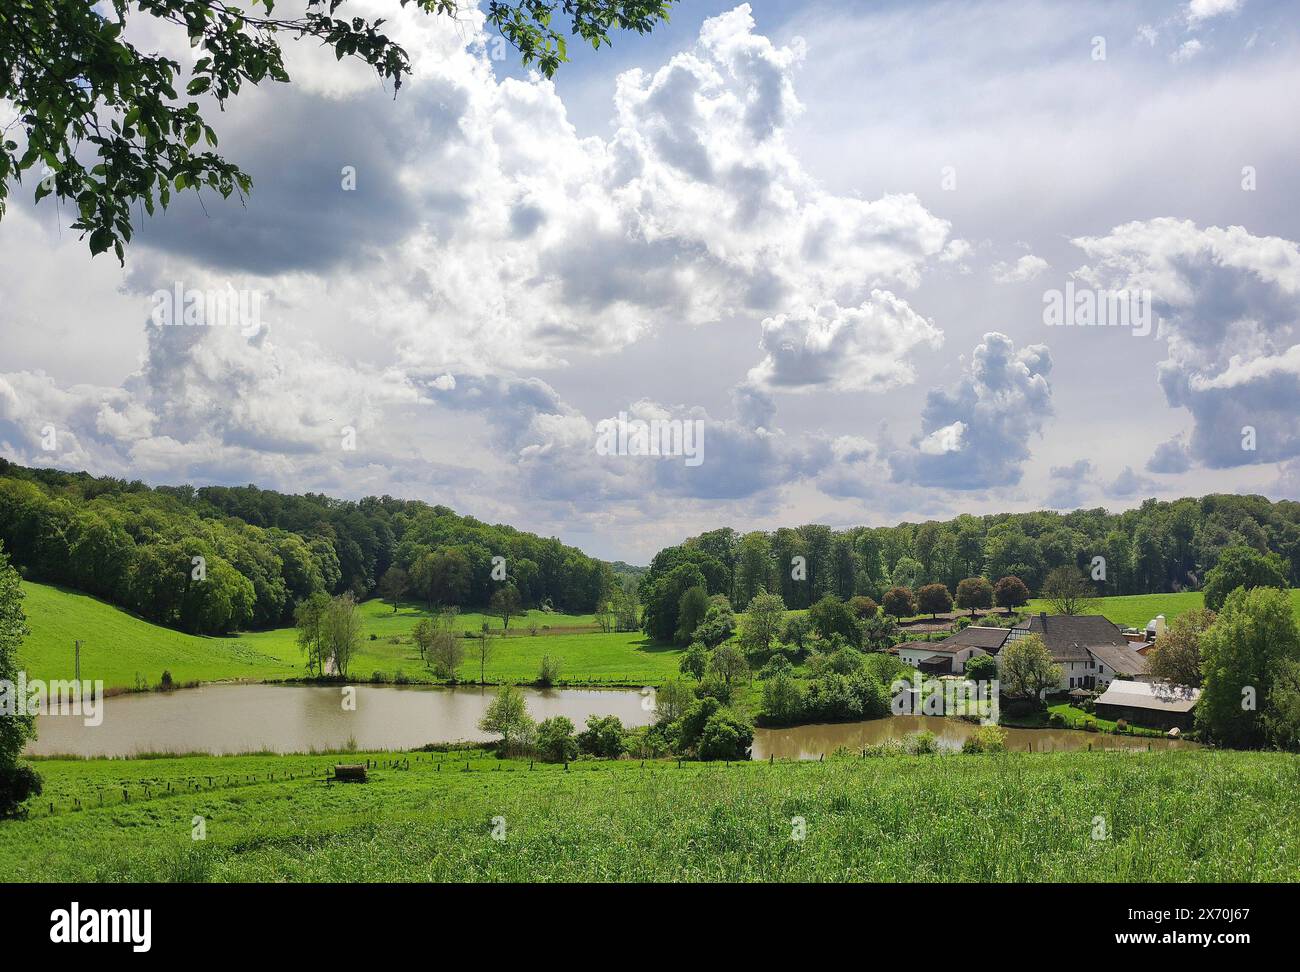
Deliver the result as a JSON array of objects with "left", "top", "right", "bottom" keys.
[
  {"left": 0, "top": 0, "right": 673, "bottom": 261},
  {"left": 0, "top": 456, "right": 611, "bottom": 633}
]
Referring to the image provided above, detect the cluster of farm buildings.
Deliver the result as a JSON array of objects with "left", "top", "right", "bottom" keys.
[{"left": 893, "top": 612, "right": 1201, "bottom": 731}]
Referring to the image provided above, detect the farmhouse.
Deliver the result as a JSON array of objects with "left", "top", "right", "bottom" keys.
[
  {"left": 1003, "top": 613, "right": 1148, "bottom": 691},
  {"left": 895, "top": 626, "right": 1010, "bottom": 675},
  {"left": 1094, "top": 680, "right": 1201, "bottom": 731}
]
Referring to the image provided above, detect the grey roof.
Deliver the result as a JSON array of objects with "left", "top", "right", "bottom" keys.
[
  {"left": 1094, "top": 680, "right": 1201, "bottom": 713},
  {"left": 1088, "top": 642, "right": 1148, "bottom": 677},
  {"left": 937, "top": 626, "right": 1011, "bottom": 652},
  {"left": 1013, "top": 614, "right": 1128, "bottom": 663}
]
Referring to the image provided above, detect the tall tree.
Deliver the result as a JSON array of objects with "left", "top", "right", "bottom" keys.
[
  {"left": 1198, "top": 587, "right": 1300, "bottom": 748},
  {"left": 378, "top": 566, "right": 409, "bottom": 613},
  {"left": 489, "top": 584, "right": 522, "bottom": 631},
  {"left": 1040, "top": 567, "right": 1094, "bottom": 616},
  {"left": 1145, "top": 608, "right": 1215, "bottom": 687},
  {"left": 999, "top": 634, "right": 1061, "bottom": 701},
  {"left": 478, "top": 684, "right": 533, "bottom": 756},
  {"left": 0, "top": 541, "right": 41, "bottom": 818},
  {"left": 739, "top": 591, "right": 786, "bottom": 658}
]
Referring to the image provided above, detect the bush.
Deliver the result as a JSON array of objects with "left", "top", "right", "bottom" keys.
[
  {"left": 158, "top": 670, "right": 175, "bottom": 691},
  {"left": 537, "top": 654, "right": 561, "bottom": 687},
  {"left": 697, "top": 711, "right": 754, "bottom": 761},
  {"left": 964, "top": 653, "right": 998, "bottom": 683},
  {"left": 577, "top": 715, "right": 625, "bottom": 758},
  {"left": 1048, "top": 712, "right": 1066, "bottom": 728},
  {"left": 1083, "top": 719, "right": 1098, "bottom": 733},
  {"left": 760, "top": 671, "right": 804, "bottom": 725},
  {"left": 0, "top": 765, "right": 42, "bottom": 820},
  {"left": 535, "top": 716, "right": 579, "bottom": 763},
  {"left": 1115, "top": 718, "right": 1128, "bottom": 733},
  {"left": 696, "top": 672, "right": 733, "bottom": 704},
  {"left": 961, "top": 724, "right": 1007, "bottom": 753},
  {"left": 906, "top": 730, "right": 938, "bottom": 755}
]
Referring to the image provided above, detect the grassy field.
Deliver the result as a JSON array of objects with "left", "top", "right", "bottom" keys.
[
  {"left": 1025, "top": 588, "right": 1300, "bottom": 629},
  {"left": 3, "top": 747, "right": 1296, "bottom": 881},
  {"left": 15, "top": 582, "right": 302, "bottom": 689},
  {"left": 16, "top": 582, "right": 682, "bottom": 690}
]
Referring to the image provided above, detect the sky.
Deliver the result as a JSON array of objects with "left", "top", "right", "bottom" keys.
[{"left": 2, "top": 0, "right": 1299, "bottom": 563}]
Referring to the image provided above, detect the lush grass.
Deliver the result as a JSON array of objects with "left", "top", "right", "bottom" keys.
[
  {"left": 16, "top": 582, "right": 682, "bottom": 690},
  {"left": 3, "top": 748, "right": 1296, "bottom": 881},
  {"left": 1025, "top": 588, "right": 1300, "bottom": 629},
  {"left": 15, "top": 582, "right": 301, "bottom": 689}
]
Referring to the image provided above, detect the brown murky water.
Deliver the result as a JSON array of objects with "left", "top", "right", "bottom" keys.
[
  {"left": 28, "top": 683, "right": 1194, "bottom": 759},
  {"left": 28, "top": 683, "right": 654, "bottom": 757},
  {"left": 752, "top": 715, "right": 1196, "bottom": 760}
]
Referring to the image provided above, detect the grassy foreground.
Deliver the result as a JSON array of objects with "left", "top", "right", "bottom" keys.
[
  {"left": 17, "top": 582, "right": 681, "bottom": 690},
  {"left": 3, "top": 748, "right": 1297, "bottom": 881}
]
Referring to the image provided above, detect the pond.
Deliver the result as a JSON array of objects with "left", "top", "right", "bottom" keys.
[
  {"left": 27, "top": 683, "right": 1195, "bottom": 759},
  {"left": 751, "top": 715, "right": 1195, "bottom": 760},
  {"left": 27, "top": 683, "right": 654, "bottom": 758}
]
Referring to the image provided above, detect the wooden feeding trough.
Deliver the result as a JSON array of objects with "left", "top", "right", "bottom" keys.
[{"left": 333, "top": 764, "right": 368, "bottom": 783}]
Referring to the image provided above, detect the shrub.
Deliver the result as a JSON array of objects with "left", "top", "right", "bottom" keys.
[
  {"left": 537, "top": 654, "right": 562, "bottom": 687},
  {"left": 761, "top": 671, "right": 804, "bottom": 725},
  {"left": 961, "top": 724, "right": 1007, "bottom": 753},
  {"left": 1048, "top": 712, "right": 1066, "bottom": 728},
  {"left": 906, "top": 730, "right": 938, "bottom": 755},
  {"left": 1115, "top": 718, "right": 1128, "bottom": 733},
  {"left": 1083, "top": 719, "right": 1098, "bottom": 733},
  {"left": 697, "top": 711, "right": 754, "bottom": 761},
  {"left": 158, "top": 670, "right": 175, "bottom": 691},
  {"left": 577, "top": 715, "right": 625, "bottom": 758},
  {"left": 0, "top": 765, "right": 42, "bottom": 819},
  {"left": 964, "top": 653, "right": 998, "bottom": 683},
  {"left": 535, "top": 716, "right": 579, "bottom": 763}
]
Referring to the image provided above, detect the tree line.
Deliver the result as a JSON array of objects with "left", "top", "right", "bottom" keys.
[
  {"left": 639, "top": 493, "right": 1300, "bottom": 622},
  {"left": 0, "top": 459, "right": 612, "bottom": 634}
]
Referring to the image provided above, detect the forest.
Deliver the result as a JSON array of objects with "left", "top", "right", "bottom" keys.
[
  {"left": 638, "top": 493, "right": 1300, "bottom": 639},
  {"left": 0, "top": 458, "right": 610, "bottom": 634}
]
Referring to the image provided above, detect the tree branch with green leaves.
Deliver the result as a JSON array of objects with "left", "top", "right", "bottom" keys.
[{"left": 0, "top": 0, "right": 672, "bottom": 262}]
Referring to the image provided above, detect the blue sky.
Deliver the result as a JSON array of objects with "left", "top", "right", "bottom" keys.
[{"left": 2, "top": 0, "right": 1298, "bottom": 562}]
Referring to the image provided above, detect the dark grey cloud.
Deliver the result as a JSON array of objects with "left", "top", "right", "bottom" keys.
[
  {"left": 1147, "top": 435, "right": 1194, "bottom": 474},
  {"left": 889, "top": 332, "right": 1054, "bottom": 489}
]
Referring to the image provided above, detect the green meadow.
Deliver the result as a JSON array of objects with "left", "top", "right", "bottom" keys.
[
  {"left": 1025, "top": 588, "right": 1300, "bottom": 629},
  {"left": 18, "top": 580, "right": 1300, "bottom": 694},
  {"left": 3, "top": 747, "right": 1296, "bottom": 882},
  {"left": 17, "top": 581, "right": 681, "bottom": 690}
]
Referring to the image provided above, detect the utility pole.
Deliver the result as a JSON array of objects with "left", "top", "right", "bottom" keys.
[{"left": 74, "top": 640, "right": 81, "bottom": 682}]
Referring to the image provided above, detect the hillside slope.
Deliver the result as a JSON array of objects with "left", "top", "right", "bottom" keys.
[
  {"left": 16, "top": 582, "right": 301, "bottom": 689},
  {"left": 16, "top": 581, "right": 681, "bottom": 689}
]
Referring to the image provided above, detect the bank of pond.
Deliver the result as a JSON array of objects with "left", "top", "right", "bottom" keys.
[{"left": 28, "top": 683, "right": 1196, "bottom": 760}]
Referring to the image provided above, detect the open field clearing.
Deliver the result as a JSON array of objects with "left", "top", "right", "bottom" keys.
[
  {"left": 17, "top": 582, "right": 680, "bottom": 689},
  {"left": 3, "top": 748, "right": 1296, "bottom": 882}
]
